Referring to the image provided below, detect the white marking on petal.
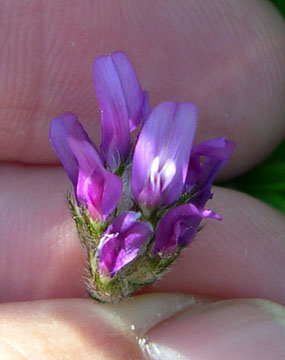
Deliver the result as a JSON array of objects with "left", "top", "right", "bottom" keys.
[
  {"left": 149, "top": 156, "right": 176, "bottom": 193},
  {"left": 99, "top": 232, "right": 119, "bottom": 249},
  {"left": 161, "top": 159, "right": 176, "bottom": 191},
  {"left": 150, "top": 157, "right": 160, "bottom": 185}
]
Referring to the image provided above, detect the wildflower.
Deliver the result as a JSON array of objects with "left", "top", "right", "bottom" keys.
[
  {"left": 97, "top": 212, "right": 152, "bottom": 276},
  {"left": 93, "top": 52, "right": 144, "bottom": 171},
  {"left": 186, "top": 137, "right": 235, "bottom": 209},
  {"left": 153, "top": 203, "right": 221, "bottom": 256},
  {"left": 49, "top": 112, "right": 122, "bottom": 221},
  {"left": 131, "top": 101, "right": 197, "bottom": 211},
  {"left": 49, "top": 51, "right": 234, "bottom": 303}
]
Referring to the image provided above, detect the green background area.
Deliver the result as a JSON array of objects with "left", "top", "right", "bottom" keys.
[
  {"left": 222, "top": 141, "right": 285, "bottom": 212},
  {"left": 270, "top": 0, "right": 285, "bottom": 17},
  {"left": 221, "top": 0, "right": 285, "bottom": 213}
]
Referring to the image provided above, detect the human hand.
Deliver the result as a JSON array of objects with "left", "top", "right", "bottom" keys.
[{"left": 0, "top": 0, "right": 285, "bottom": 358}]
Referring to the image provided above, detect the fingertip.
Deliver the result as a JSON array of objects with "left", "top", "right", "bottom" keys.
[
  {"left": 144, "top": 299, "right": 285, "bottom": 360},
  {"left": 0, "top": 294, "right": 205, "bottom": 359}
]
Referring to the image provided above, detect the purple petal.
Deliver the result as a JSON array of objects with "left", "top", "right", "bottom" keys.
[
  {"left": 186, "top": 137, "right": 235, "bottom": 208},
  {"left": 131, "top": 102, "right": 197, "bottom": 209},
  {"left": 49, "top": 113, "right": 122, "bottom": 221},
  {"left": 93, "top": 52, "right": 143, "bottom": 171},
  {"left": 153, "top": 203, "right": 221, "bottom": 256},
  {"left": 68, "top": 138, "right": 122, "bottom": 221},
  {"left": 97, "top": 212, "right": 152, "bottom": 276},
  {"left": 49, "top": 112, "right": 91, "bottom": 188},
  {"left": 186, "top": 137, "right": 235, "bottom": 190},
  {"left": 142, "top": 90, "right": 151, "bottom": 124},
  {"left": 192, "top": 137, "right": 235, "bottom": 159},
  {"left": 111, "top": 52, "right": 144, "bottom": 131}
]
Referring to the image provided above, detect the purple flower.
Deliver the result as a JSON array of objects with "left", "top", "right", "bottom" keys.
[
  {"left": 186, "top": 137, "right": 235, "bottom": 208},
  {"left": 131, "top": 102, "right": 197, "bottom": 210},
  {"left": 97, "top": 212, "right": 152, "bottom": 276},
  {"left": 49, "top": 51, "right": 235, "bottom": 301},
  {"left": 49, "top": 112, "right": 122, "bottom": 221},
  {"left": 93, "top": 52, "right": 144, "bottom": 171},
  {"left": 152, "top": 138, "right": 234, "bottom": 256},
  {"left": 153, "top": 203, "right": 221, "bottom": 256}
]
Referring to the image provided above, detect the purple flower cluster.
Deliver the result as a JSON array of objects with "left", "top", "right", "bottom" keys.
[{"left": 50, "top": 51, "right": 234, "bottom": 281}]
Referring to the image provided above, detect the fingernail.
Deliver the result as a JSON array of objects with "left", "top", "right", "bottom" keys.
[{"left": 142, "top": 299, "right": 285, "bottom": 360}]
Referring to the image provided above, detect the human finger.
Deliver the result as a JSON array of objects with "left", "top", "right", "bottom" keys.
[
  {"left": 0, "top": 295, "right": 285, "bottom": 360},
  {"left": 0, "top": 0, "right": 284, "bottom": 178},
  {"left": 144, "top": 297, "right": 285, "bottom": 360},
  {"left": 0, "top": 294, "right": 199, "bottom": 359}
]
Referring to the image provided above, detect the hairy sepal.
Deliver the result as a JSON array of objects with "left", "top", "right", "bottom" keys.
[{"left": 67, "top": 190, "right": 178, "bottom": 303}]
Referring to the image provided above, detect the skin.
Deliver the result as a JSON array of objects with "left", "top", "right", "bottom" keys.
[{"left": 0, "top": 0, "right": 285, "bottom": 358}]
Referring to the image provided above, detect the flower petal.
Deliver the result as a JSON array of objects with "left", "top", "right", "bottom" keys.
[
  {"left": 153, "top": 203, "right": 221, "bottom": 256},
  {"left": 186, "top": 137, "right": 235, "bottom": 189},
  {"left": 49, "top": 112, "right": 93, "bottom": 188},
  {"left": 142, "top": 90, "right": 151, "bottom": 124},
  {"left": 192, "top": 137, "right": 235, "bottom": 160},
  {"left": 49, "top": 113, "right": 122, "bottom": 221},
  {"left": 186, "top": 137, "right": 235, "bottom": 208},
  {"left": 111, "top": 52, "right": 144, "bottom": 131},
  {"left": 93, "top": 52, "right": 143, "bottom": 171},
  {"left": 131, "top": 102, "right": 197, "bottom": 209},
  {"left": 98, "top": 212, "right": 152, "bottom": 276},
  {"left": 68, "top": 138, "right": 122, "bottom": 221}
]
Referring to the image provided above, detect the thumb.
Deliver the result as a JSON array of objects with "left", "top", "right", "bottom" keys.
[
  {"left": 0, "top": 294, "right": 197, "bottom": 359},
  {"left": 1, "top": 294, "right": 285, "bottom": 359}
]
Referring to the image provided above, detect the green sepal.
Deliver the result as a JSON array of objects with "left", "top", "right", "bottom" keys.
[{"left": 67, "top": 190, "right": 185, "bottom": 303}]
